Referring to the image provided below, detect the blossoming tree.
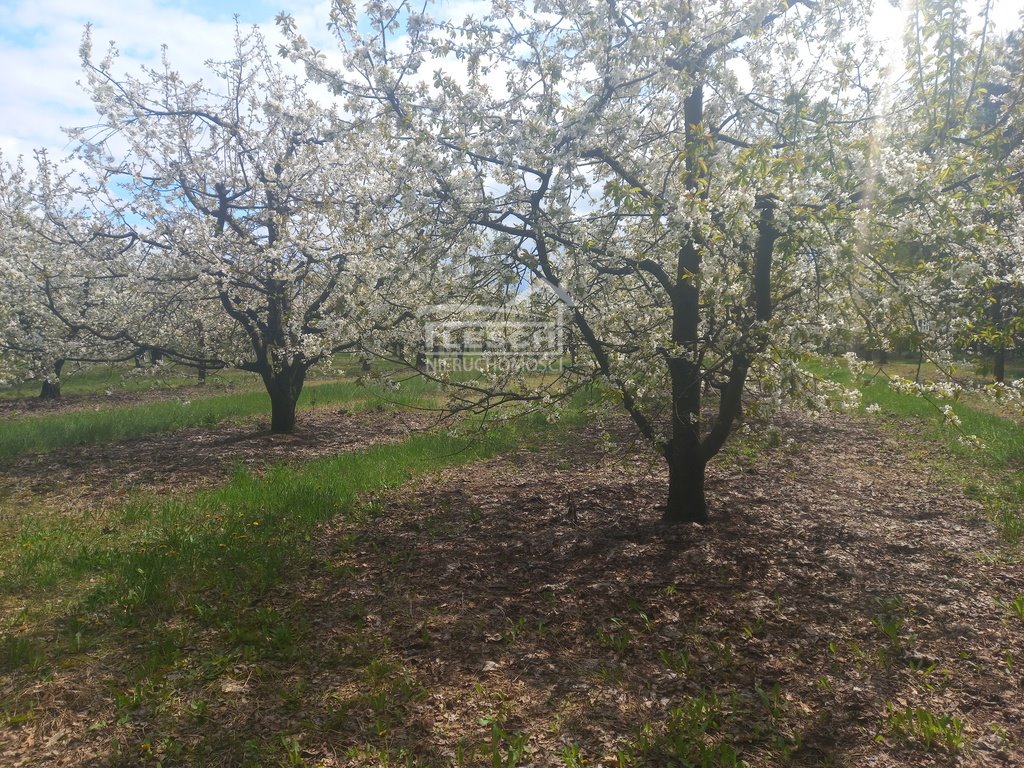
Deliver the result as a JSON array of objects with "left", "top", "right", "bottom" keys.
[
  {"left": 282, "top": 0, "right": 883, "bottom": 522},
  {"left": 69, "top": 24, "right": 414, "bottom": 431},
  {"left": 871, "top": 1, "right": 1023, "bottom": 383},
  {"left": 0, "top": 151, "right": 141, "bottom": 397}
]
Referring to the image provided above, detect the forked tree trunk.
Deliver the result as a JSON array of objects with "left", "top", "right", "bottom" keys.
[
  {"left": 659, "top": 194, "right": 778, "bottom": 525},
  {"left": 661, "top": 82, "right": 709, "bottom": 525},
  {"left": 264, "top": 365, "right": 306, "bottom": 433},
  {"left": 39, "top": 359, "right": 65, "bottom": 400}
]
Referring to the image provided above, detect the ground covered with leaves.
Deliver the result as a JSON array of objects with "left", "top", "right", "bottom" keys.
[{"left": 1, "top": 406, "right": 1021, "bottom": 767}]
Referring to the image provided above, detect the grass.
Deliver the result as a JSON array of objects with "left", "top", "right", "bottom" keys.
[
  {"left": 1, "top": 418, "right": 521, "bottom": 613},
  {"left": 0, "top": 393, "right": 589, "bottom": 636},
  {"left": 0, "top": 377, "right": 439, "bottom": 461},
  {"left": 881, "top": 704, "right": 966, "bottom": 753},
  {"left": 614, "top": 686, "right": 799, "bottom": 767},
  {"left": 811, "top": 356, "right": 1024, "bottom": 545},
  {"left": 0, "top": 395, "right": 591, "bottom": 764},
  {"left": 874, "top": 356, "right": 1024, "bottom": 387},
  {"left": 0, "top": 355, "right": 409, "bottom": 401},
  {"left": 0, "top": 362, "right": 260, "bottom": 400},
  {"left": 2, "top": 376, "right": 1020, "bottom": 765},
  {"left": 809, "top": 360, "right": 1023, "bottom": 464}
]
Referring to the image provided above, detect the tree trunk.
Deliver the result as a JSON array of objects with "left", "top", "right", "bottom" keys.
[
  {"left": 993, "top": 347, "right": 1006, "bottom": 383},
  {"left": 660, "top": 81, "right": 709, "bottom": 525},
  {"left": 659, "top": 195, "right": 776, "bottom": 525},
  {"left": 662, "top": 438, "right": 709, "bottom": 523},
  {"left": 265, "top": 366, "right": 306, "bottom": 433},
  {"left": 197, "top": 364, "right": 207, "bottom": 385},
  {"left": 989, "top": 290, "right": 1006, "bottom": 383},
  {"left": 39, "top": 359, "right": 65, "bottom": 399}
]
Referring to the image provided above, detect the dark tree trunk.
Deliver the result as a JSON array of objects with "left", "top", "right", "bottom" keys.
[
  {"left": 989, "top": 291, "right": 1006, "bottom": 383},
  {"left": 264, "top": 365, "right": 306, "bottom": 433},
  {"left": 659, "top": 82, "right": 710, "bottom": 525},
  {"left": 663, "top": 437, "right": 709, "bottom": 523},
  {"left": 660, "top": 195, "right": 778, "bottom": 525},
  {"left": 197, "top": 364, "right": 207, "bottom": 385},
  {"left": 662, "top": 346, "right": 707, "bottom": 524},
  {"left": 994, "top": 348, "right": 1006, "bottom": 383},
  {"left": 39, "top": 359, "right": 65, "bottom": 400}
]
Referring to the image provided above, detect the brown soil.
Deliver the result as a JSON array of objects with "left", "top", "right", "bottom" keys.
[{"left": 1, "top": 409, "right": 1022, "bottom": 767}]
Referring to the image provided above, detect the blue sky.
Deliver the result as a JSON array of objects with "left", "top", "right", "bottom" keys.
[
  {"left": 0, "top": 0, "right": 339, "bottom": 158},
  {"left": 0, "top": 0, "right": 1019, "bottom": 163}
]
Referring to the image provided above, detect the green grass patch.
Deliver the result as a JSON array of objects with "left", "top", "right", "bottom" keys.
[
  {"left": 0, "top": 363, "right": 226, "bottom": 400},
  {"left": 0, "top": 397, "right": 587, "bottom": 628},
  {"left": 0, "top": 377, "right": 438, "bottom": 461},
  {"left": 810, "top": 359, "right": 1024, "bottom": 466},
  {"left": 871, "top": 356, "right": 1024, "bottom": 388},
  {"left": 6, "top": 426, "right": 508, "bottom": 610},
  {"left": 881, "top": 704, "right": 966, "bottom": 753},
  {"left": 0, "top": 399, "right": 587, "bottom": 766},
  {"left": 0, "top": 354, "right": 407, "bottom": 401}
]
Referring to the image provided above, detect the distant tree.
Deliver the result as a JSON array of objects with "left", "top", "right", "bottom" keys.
[
  {"left": 878, "top": 0, "right": 1024, "bottom": 382},
  {"left": 0, "top": 151, "right": 139, "bottom": 398},
  {"left": 67, "top": 24, "right": 415, "bottom": 431}
]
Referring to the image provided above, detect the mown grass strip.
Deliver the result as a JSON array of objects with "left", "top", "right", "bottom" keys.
[
  {"left": 810, "top": 359, "right": 1024, "bottom": 467},
  {"left": 0, "top": 378, "right": 437, "bottom": 461},
  {"left": 811, "top": 358, "right": 1024, "bottom": 544},
  {"left": 0, "top": 355, "right": 408, "bottom": 401},
  {"left": 0, "top": 403, "right": 583, "bottom": 628},
  {"left": 0, "top": 365, "right": 224, "bottom": 400}
]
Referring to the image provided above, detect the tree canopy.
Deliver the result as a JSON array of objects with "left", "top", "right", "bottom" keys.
[{"left": 1, "top": 0, "right": 1021, "bottom": 521}]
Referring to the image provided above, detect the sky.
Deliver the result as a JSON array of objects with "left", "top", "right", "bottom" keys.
[
  {"left": 0, "top": 0, "right": 337, "bottom": 160},
  {"left": 0, "top": 0, "right": 1019, "bottom": 164}
]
